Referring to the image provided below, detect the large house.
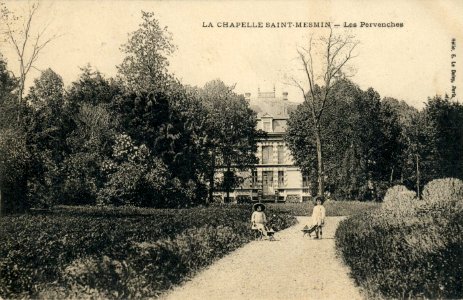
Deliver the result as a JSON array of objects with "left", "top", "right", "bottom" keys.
[{"left": 215, "top": 89, "right": 311, "bottom": 203}]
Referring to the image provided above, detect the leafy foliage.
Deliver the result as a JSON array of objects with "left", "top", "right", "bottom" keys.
[
  {"left": 336, "top": 178, "right": 463, "bottom": 299},
  {"left": 117, "top": 11, "right": 175, "bottom": 93},
  {"left": 57, "top": 67, "right": 121, "bottom": 205},
  {"left": 381, "top": 185, "right": 419, "bottom": 217},
  {"left": 23, "top": 69, "right": 66, "bottom": 207},
  {"left": 0, "top": 128, "right": 30, "bottom": 213},
  {"left": 290, "top": 31, "right": 358, "bottom": 196},
  {"left": 0, "top": 53, "right": 30, "bottom": 214},
  {"left": 194, "top": 80, "right": 263, "bottom": 202},
  {"left": 421, "top": 178, "right": 463, "bottom": 206},
  {"left": 425, "top": 96, "right": 463, "bottom": 179},
  {"left": 394, "top": 96, "right": 463, "bottom": 195},
  {"left": 286, "top": 80, "right": 403, "bottom": 200},
  {"left": 110, "top": 89, "right": 207, "bottom": 207},
  {"left": 98, "top": 134, "right": 170, "bottom": 206}
]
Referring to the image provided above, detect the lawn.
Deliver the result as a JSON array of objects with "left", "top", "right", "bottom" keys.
[{"left": 265, "top": 200, "right": 381, "bottom": 216}]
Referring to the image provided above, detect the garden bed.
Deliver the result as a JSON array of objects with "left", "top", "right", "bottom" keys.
[{"left": 0, "top": 205, "right": 296, "bottom": 299}]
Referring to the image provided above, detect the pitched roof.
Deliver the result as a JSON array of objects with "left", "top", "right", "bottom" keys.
[{"left": 248, "top": 91, "right": 298, "bottom": 119}]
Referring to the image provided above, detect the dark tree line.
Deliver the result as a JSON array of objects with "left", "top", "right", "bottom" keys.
[
  {"left": 0, "top": 12, "right": 261, "bottom": 214},
  {"left": 2, "top": 9, "right": 461, "bottom": 213},
  {"left": 286, "top": 79, "right": 463, "bottom": 200}
]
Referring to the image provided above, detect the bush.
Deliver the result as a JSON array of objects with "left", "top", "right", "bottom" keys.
[
  {"left": 286, "top": 194, "right": 301, "bottom": 203},
  {"left": 97, "top": 134, "right": 171, "bottom": 207},
  {"left": 383, "top": 185, "right": 415, "bottom": 203},
  {"left": 422, "top": 178, "right": 463, "bottom": 206},
  {"left": 236, "top": 195, "right": 251, "bottom": 204},
  {"left": 266, "top": 201, "right": 380, "bottom": 217},
  {"left": 336, "top": 179, "right": 463, "bottom": 299},
  {"left": 382, "top": 185, "right": 419, "bottom": 217}
]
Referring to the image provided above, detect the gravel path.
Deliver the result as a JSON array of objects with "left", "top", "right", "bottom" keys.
[{"left": 160, "top": 216, "right": 363, "bottom": 300}]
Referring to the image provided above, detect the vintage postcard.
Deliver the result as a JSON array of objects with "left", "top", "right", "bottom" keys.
[{"left": 0, "top": 0, "right": 462, "bottom": 299}]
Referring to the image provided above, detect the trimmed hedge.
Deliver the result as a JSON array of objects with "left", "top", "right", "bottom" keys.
[
  {"left": 0, "top": 205, "right": 296, "bottom": 299},
  {"left": 422, "top": 178, "right": 463, "bottom": 206},
  {"left": 265, "top": 201, "right": 380, "bottom": 217},
  {"left": 335, "top": 179, "right": 463, "bottom": 299}
]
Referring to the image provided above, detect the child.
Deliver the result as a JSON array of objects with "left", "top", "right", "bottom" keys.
[
  {"left": 311, "top": 196, "right": 326, "bottom": 239},
  {"left": 251, "top": 203, "right": 268, "bottom": 238}
]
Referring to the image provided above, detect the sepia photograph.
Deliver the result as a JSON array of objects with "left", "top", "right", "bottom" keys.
[{"left": 0, "top": 0, "right": 462, "bottom": 299}]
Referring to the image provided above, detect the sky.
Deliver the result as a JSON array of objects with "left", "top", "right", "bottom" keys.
[{"left": 1, "top": 0, "right": 463, "bottom": 109}]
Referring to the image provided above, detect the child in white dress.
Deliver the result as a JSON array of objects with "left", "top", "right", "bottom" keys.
[
  {"left": 311, "top": 196, "right": 326, "bottom": 239},
  {"left": 251, "top": 203, "right": 268, "bottom": 238}
]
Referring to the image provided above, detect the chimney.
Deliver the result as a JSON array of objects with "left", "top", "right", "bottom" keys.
[
  {"left": 282, "top": 92, "right": 288, "bottom": 101},
  {"left": 245, "top": 93, "right": 251, "bottom": 101}
]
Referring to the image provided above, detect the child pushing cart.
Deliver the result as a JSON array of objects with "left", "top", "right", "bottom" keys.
[{"left": 302, "top": 196, "right": 326, "bottom": 239}]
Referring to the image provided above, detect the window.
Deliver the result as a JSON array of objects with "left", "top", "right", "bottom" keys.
[
  {"left": 251, "top": 169, "right": 258, "bottom": 188},
  {"left": 302, "top": 175, "right": 310, "bottom": 194},
  {"left": 263, "top": 121, "right": 271, "bottom": 132},
  {"left": 302, "top": 175, "right": 310, "bottom": 187},
  {"left": 262, "top": 146, "right": 273, "bottom": 164},
  {"left": 263, "top": 171, "right": 273, "bottom": 187},
  {"left": 262, "top": 171, "right": 273, "bottom": 194},
  {"left": 302, "top": 175, "right": 310, "bottom": 193},
  {"left": 278, "top": 171, "right": 284, "bottom": 187},
  {"left": 277, "top": 145, "right": 284, "bottom": 164}
]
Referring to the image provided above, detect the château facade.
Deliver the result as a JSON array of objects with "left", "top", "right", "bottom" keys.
[{"left": 215, "top": 90, "right": 311, "bottom": 203}]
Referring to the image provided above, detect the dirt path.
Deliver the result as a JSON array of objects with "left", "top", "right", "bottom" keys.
[{"left": 160, "top": 217, "right": 363, "bottom": 300}]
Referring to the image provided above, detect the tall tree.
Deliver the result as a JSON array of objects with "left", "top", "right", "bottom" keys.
[
  {"left": 403, "top": 110, "right": 437, "bottom": 197},
  {"left": 117, "top": 11, "right": 175, "bottom": 94},
  {"left": 23, "top": 68, "right": 65, "bottom": 207},
  {"left": 197, "top": 80, "right": 263, "bottom": 203},
  {"left": 27, "top": 68, "right": 64, "bottom": 109},
  {"left": 61, "top": 67, "right": 121, "bottom": 205},
  {"left": 0, "top": 53, "right": 18, "bottom": 128},
  {"left": 109, "top": 84, "right": 210, "bottom": 207},
  {"left": 290, "top": 30, "right": 358, "bottom": 197},
  {"left": 0, "top": 53, "right": 29, "bottom": 215},
  {"left": 1, "top": 1, "right": 57, "bottom": 107},
  {"left": 381, "top": 97, "right": 418, "bottom": 179},
  {"left": 287, "top": 80, "right": 403, "bottom": 200},
  {"left": 425, "top": 96, "right": 463, "bottom": 179},
  {"left": 114, "top": 12, "right": 211, "bottom": 206},
  {"left": 0, "top": 1, "right": 57, "bottom": 213}
]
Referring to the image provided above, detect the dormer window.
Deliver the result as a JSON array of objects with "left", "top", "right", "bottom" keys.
[{"left": 261, "top": 113, "right": 274, "bottom": 132}]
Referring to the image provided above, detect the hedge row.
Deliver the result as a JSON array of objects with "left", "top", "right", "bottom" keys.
[
  {"left": 335, "top": 178, "right": 463, "bottom": 299},
  {"left": 0, "top": 205, "right": 297, "bottom": 299},
  {"left": 265, "top": 201, "right": 380, "bottom": 216}
]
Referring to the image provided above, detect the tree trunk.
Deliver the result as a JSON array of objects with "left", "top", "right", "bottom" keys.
[
  {"left": 0, "top": 175, "right": 6, "bottom": 216},
  {"left": 207, "top": 173, "right": 213, "bottom": 204},
  {"left": 416, "top": 154, "right": 420, "bottom": 199},
  {"left": 207, "top": 155, "right": 216, "bottom": 205},
  {"left": 0, "top": 185, "right": 3, "bottom": 216},
  {"left": 206, "top": 166, "right": 215, "bottom": 205},
  {"left": 315, "top": 127, "right": 324, "bottom": 197},
  {"left": 225, "top": 165, "right": 231, "bottom": 203}
]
